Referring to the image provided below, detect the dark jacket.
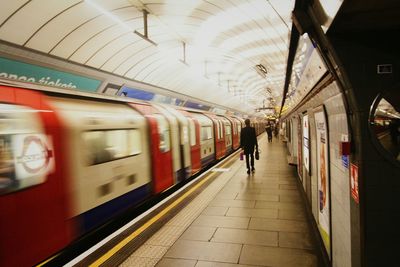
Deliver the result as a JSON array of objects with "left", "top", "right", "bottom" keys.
[{"left": 240, "top": 126, "right": 258, "bottom": 154}]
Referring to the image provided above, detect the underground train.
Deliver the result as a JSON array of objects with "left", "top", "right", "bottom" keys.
[{"left": 0, "top": 83, "right": 265, "bottom": 267}]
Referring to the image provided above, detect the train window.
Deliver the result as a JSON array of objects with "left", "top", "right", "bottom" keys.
[
  {"left": 154, "top": 115, "right": 170, "bottom": 153},
  {"left": 218, "top": 121, "right": 223, "bottom": 139},
  {"left": 201, "top": 126, "right": 213, "bottom": 141},
  {"left": 188, "top": 120, "right": 196, "bottom": 146},
  {"left": 370, "top": 89, "right": 400, "bottom": 163},
  {"left": 84, "top": 129, "right": 141, "bottom": 165},
  {"left": 226, "top": 125, "right": 232, "bottom": 136},
  {"left": 0, "top": 104, "right": 52, "bottom": 195},
  {"left": 181, "top": 125, "right": 189, "bottom": 145}
]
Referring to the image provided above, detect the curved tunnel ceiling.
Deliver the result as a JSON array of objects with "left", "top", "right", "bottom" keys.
[{"left": 0, "top": 0, "right": 295, "bottom": 114}]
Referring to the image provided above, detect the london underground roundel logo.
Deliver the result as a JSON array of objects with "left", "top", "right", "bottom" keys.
[{"left": 15, "top": 134, "right": 54, "bottom": 179}]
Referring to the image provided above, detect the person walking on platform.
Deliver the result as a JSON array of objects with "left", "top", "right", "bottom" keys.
[
  {"left": 240, "top": 119, "right": 258, "bottom": 174},
  {"left": 265, "top": 122, "right": 273, "bottom": 143}
]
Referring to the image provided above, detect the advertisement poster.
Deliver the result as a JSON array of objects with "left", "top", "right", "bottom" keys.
[
  {"left": 297, "top": 116, "right": 303, "bottom": 179},
  {"left": 351, "top": 164, "right": 359, "bottom": 203},
  {"left": 314, "top": 108, "right": 331, "bottom": 258},
  {"left": 303, "top": 114, "right": 310, "bottom": 173}
]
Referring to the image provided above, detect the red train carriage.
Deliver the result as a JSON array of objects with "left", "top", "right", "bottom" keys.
[
  {"left": 189, "top": 112, "right": 216, "bottom": 167},
  {"left": 0, "top": 83, "right": 246, "bottom": 267},
  {"left": 203, "top": 113, "right": 226, "bottom": 160},
  {"left": 129, "top": 103, "right": 174, "bottom": 193},
  {"left": 229, "top": 116, "right": 242, "bottom": 150},
  {"left": 0, "top": 86, "right": 73, "bottom": 267},
  {"left": 176, "top": 108, "right": 202, "bottom": 175}
]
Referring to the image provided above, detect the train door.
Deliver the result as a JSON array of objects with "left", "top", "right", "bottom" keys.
[
  {"left": 206, "top": 114, "right": 226, "bottom": 160},
  {"left": 158, "top": 105, "right": 192, "bottom": 180},
  {"left": 129, "top": 103, "right": 174, "bottom": 193},
  {"left": 153, "top": 105, "right": 183, "bottom": 182},
  {"left": 190, "top": 113, "right": 215, "bottom": 167},
  {"left": 178, "top": 109, "right": 201, "bottom": 175},
  {"left": 219, "top": 116, "right": 232, "bottom": 155},
  {"left": 230, "top": 117, "right": 241, "bottom": 149}
]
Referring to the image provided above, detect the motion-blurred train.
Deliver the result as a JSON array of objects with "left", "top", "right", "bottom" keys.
[{"left": 0, "top": 83, "right": 265, "bottom": 267}]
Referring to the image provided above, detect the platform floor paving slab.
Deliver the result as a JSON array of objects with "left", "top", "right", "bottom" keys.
[{"left": 120, "top": 134, "right": 322, "bottom": 267}]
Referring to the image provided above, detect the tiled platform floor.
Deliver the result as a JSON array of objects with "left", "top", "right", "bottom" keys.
[{"left": 121, "top": 134, "right": 321, "bottom": 267}]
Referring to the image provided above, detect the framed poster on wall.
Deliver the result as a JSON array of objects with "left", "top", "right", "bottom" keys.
[
  {"left": 303, "top": 114, "right": 310, "bottom": 174},
  {"left": 297, "top": 116, "right": 303, "bottom": 179},
  {"left": 314, "top": 105, "right": 331, "bottom": 258}
]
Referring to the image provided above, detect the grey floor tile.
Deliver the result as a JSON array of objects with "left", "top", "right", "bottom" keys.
[
  {"left": 240, "top": 244, "right": 318, "bottom": 267},
  {"left": 211, "top": 228, "right": 278, "bottom": 246},
  {"left": 277, "top": 190, "right": 301, "bottom": 197},
  {"left": 156, "top": 258, "right": 197, "bottom": 267},
  {"left": 279, "top": 184, "right": 298, "bottom": 190},
  {"left": 181, "top": 226, "right": 217, "bottom": 241},
  {"left": 192, "top": 215, "right": 249, "bottom": 229},
  {"left": 278, "top": 180, "right": 297, "bottom": 185},
  {"left": 202, "top": 206, "right": 229, "bottom": 216},
  {"left": 209, "top": 199, "right": 255, "bottom": 208},
  {"left": 279, "top": 232, "right": 314, "bottom": 250},
  {"left": 132, "top": 244, "right": 169, "bottom": 258},
  {"left": 236, "top": 193, "right": 279, "bottom": 202},
  {"left": 165, "top": 240, "right": 242, "bottom": 263},
  {"left": 120, "top": 257, "right": 160, "bottom": 267},
  {"left": 255, "top": 200, "right": 302, "bottom": 210},
  {"left": 249, "top": 218, "right": 308, "bottom": 233},
  {"left": 279, "top": 194, "right": 303, "bottom": 203},
  {"left": 237, "top": 188, "right": 262, "bottom": 194},
  {"left": 226, "top": 207, "right": 278, "bottom": 219},
  {"left": 196, "top": 260, "right": 261, "bottom": 267},
  {"left": 146, "top": 226, "right": 186, "bottom": 246},
  {"left": 214, "top": 192, "right": 238, "bottom": 200},
  {"left": 228, "top": 181, "right": 279, "bottom": 190},
  {"left": 278, "top": 209, "right": 307, "bottom": 221}
]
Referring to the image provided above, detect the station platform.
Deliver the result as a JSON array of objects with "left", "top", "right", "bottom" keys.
[
  {"left": 67, "top": 134, "right": 325, "bottom": 267},
  {"left": 113, "top": 134, "right": 324, "bottom": 267}
]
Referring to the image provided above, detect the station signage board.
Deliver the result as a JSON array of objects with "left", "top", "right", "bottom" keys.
[
  {"left": 350, "top": 163, "right": 359, "bottom": 204},
  {"left": 314, "top": 107, "right": 331, "bottom": 258},
  {"left": 0, "top": 57, "right": 101, "bottom": 92},
  {"left": 302, "top": 114, "right": 310, "bottom": 173}
]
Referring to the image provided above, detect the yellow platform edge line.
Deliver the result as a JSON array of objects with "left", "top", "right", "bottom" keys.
[{"left": 89, "top": 153, "right": 238, "bottom": 267}]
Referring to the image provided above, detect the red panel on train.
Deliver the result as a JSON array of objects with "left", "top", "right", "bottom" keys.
[
  {"left": 129, "top": 103, "right": 174, "bottom": 193},
  {"left": 0, "top": 86, "right": 73, "bottom": 267}
]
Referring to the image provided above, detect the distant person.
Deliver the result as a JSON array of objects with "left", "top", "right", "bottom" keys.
[
  {"left": 240, "top": 119, "right": 258, "bottom": 174},
  {"left": 265, "top": 122, "right": 273, "bottom": 143}
]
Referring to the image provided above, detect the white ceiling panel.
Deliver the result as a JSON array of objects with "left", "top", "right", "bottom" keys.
[
  {"left": 26, "top": 3, "right": 100, "bottom": 52},
  {"left": 0, "top": 0, "right": 29, "bottom": 26},
  {"left": 69, "top": 24, "right": 132, "bottom": 63},
  {"left": 0, "top": 0, "right": 80, "bottom": 45},
  {"left": 100, "top": 41, "right": 146, "bottom": 72},
  {"left": 113, "top": 44, "right": 159, "bottom": 76},
  {"left": 51, "top": 6, "right": 140, "bottom": 58},
  {"left": 0, "top": 0, "right": 297, "bottom": 114},
  {"left": 86, "top": 34, "right": 136, "bottom": 68}
]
